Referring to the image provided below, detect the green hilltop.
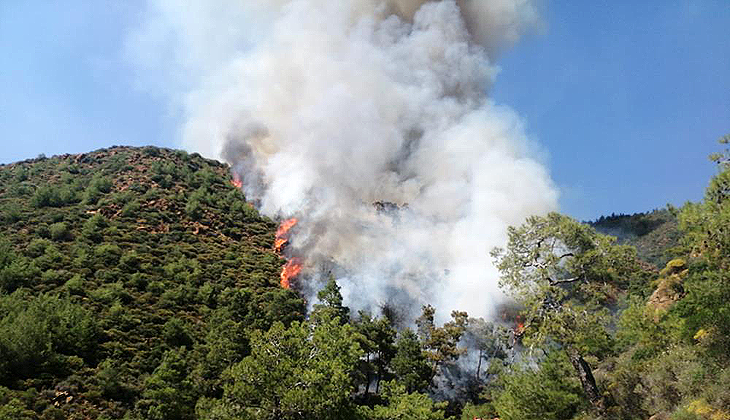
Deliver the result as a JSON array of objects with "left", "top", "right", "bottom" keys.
[
  {"left": 0, "top": 146, "right": 304, "bottom": 418},
  {"left": 590, "top": 208, "right": 681, "bottom": 268}
]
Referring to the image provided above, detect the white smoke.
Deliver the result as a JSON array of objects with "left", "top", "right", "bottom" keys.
[{"left": 127, "top": 0, "right": 558, "bottom": 321}]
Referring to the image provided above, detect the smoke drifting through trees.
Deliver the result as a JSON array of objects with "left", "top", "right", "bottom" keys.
[{"left": 129, "top": 0, "right": 558, "bottom": 320}]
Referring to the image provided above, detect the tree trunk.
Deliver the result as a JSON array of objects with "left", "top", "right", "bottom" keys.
[
  {"left": 364, "top": 354, "right": 371, "bottom": 397},
  {"left": 476, "top": 349, "right": 483, "bottom": 380},
  {"left": 567, "top": 349, "right": 606, "bottom": 416}
]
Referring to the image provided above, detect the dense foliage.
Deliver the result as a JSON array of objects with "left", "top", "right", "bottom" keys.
[
  {"left": 0, "top": 147, "right": 305, "bottom": 418},
  {"left": 482, "top": 137, "right": 730, "bottom": 420},
  {"left": 1, "top": 141, "right": 729, "bottom": 420}
]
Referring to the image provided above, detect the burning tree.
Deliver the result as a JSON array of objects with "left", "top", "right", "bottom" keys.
[{"left": 491, "top": 212, "right": 640, "bottom": 416}]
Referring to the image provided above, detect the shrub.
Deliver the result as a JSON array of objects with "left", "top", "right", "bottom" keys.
[
  {"left": 26, "top": 238, "right": 51, "bottom": 258},
  {"left": 31, "top": 185, "right": 63, "bottom": 208},
  {"left": 121, "top": 200, "right": 141, "bottom": 218},
  {"left": 0, "top": 258, "right": 37, "bottom": 294},
  {"left": 63, "top": 274, "right": 85, "bottom": 297},
  {"left": 49, "top": 222, "right": 71, "bottom": 241},
  {"left": 0, "top": 292, "right": 98, "bottom": 378},
  {"left": 1, "top": 203, "right": 22, "bottom": 224},
  {"left": 82, "top": 214, "right": 108, "bottom": 243},
  {"left": 162, "top": 318, "right": 192, "bottom": 348},
  {"left": 95, "top": 359, "right": 131, "bottom": 401},
  {"left": 94, "top": 243, "right": 122, "bottom": 266},
  {"left": 185, "top": 197, "right": 203, "bottom": 220},
  {"left": 83, "top": 176, "right": 113, "bottom": 205},
  {"left": 0, "top": 398, "right": 35, "bottom": 419}
]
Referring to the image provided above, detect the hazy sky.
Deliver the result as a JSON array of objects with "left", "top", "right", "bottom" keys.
[{"left": 1, "top": 1, "right": 728, "bottom": 220}]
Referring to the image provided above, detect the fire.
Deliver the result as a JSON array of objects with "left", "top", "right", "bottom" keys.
[
  {"left": 276, "top": 218, "right": 298, "bottom": 238},
  {"left": 514, "top": 315, "right": 525, "bottom": 336},
  {"left": 280, "top": 257, "right": 302, "bottom": 289},
  {"left": 275, "top": 218, "right": 301, "bottom": 288},
  {"left": 275, "top": 218, "right": 298, "bottom": 253},
  {"left": 231, "top": 173, "right": 243, "bottom": 189}
]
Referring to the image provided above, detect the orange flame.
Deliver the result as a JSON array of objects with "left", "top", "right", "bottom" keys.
[
  {"left": 515, "top": 315, "right": 525, "bottom": 336},
  {"left": 274, "top": 237, "right": 288, "bottom": 251},
  {"left": 231, "top": 173, "right": 242, "bottom": 189},
  {"left": 280, "top": 257, "right": 302, "bottom": 289},
  {"left": 275, "top": 218, "right": 298, "bottom": 253},
  {"left": 276, "top": 218, "right": 298, "bottom": 238}
]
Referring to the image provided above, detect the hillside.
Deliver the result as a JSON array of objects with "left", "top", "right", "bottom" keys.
[
  {"left": 0, "top": 146, "right": 305, "bottom": 419},
  {"left": 590, "top": 208, "right": 681, "bottom": 268},
  {"left": 1, "top": 145, "right": 729, "bottom": 420}
]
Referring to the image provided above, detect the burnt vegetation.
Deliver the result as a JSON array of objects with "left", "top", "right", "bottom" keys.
[{"left": 1, "top": 143, "right": 729, "bottom": 420}]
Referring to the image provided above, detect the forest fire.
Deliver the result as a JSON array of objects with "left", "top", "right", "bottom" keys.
[
  {"left": 498, "top": 304, "right": 526, "bottom": 337},
  {"left": 275, "top": 218, "right": 298, "bottom": 252},
  {"left": 275, "top": 218, "right": 300, "bottom": 289},
  {"left": 515, "top": 319, "right": 525, "bottom": 335},
  {"left": 280, "top": 257, "right": 302, "bottom": 289},
  {"left": 230, "top": 173, "right": 242, "bottom": 189}
]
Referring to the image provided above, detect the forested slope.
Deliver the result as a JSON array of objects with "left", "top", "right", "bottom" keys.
[
  {"left": 590, "top": 208, "right": 681, "bottom": 268},
  {"left": 1, "top": 142, "right": 729, "bottom": 420},
  {"left": 0, "top": 146, "right": 304, "bottom": 418}
]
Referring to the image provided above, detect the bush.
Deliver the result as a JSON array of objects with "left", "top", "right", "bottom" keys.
[
  {"left": 83, "top": 176, "right": 113, "bottom": 205},
  {"left": 0, "top": 398, "right": 35, "bottom": 419},
  {"left": 139, "top": 349, "right": 195, "bottom": 420},
  {"left": 26, "top": 238, "right": 51, "bottom": 258},
  {"left": 0, "top": 292, "right": 98, "bottom": 379},
  {"left": 90, "top": 282, "right": 130, "bottom": 304},
  {"left": 31, "top": 185, "right": 63, "bottom": 208},
  {"left": 121, "top": 200, "right": 141, "bottom": 218},
  {"left": 94, "top": 243, "right": 122, "bottom": 266},
  {"left": 49, "top": 222, "right": 71, "bottom": 241},
  {"left": 1, "top": 203, "right": 22, "bottom": 224},
  {"left": 185, "top": 197, "right": 203, "bottom": 220},
  {"left": 162, "top": 318, "right": 192, "bottom": 348},
  {"left": 95, "top": 359, "right": 131, "bottom": 401},
  {"left": 63, "top": 274, "right": 85, "bottom": 296},
  {"left": 82, "top": 214, "right": 108, "bottom": 243},
  {"left": 0, "top": 242, "right": 38, "bottom": 293}
]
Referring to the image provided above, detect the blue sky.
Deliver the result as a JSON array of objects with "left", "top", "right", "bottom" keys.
[
  {"left": 1, "top": 1, "right": 728, "bottom": 220},
  {"left": 0, "top": 2, "right": 175, "bottom": 161},
  {"left": 491, "top": 1, "right": 730, "bottom": 219}
]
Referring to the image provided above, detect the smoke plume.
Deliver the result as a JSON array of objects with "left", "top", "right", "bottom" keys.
[{"left": 128, "top": 0, "right": 558, "bottom": 321}]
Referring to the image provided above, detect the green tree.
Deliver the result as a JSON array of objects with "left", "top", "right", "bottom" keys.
[
  {"left": 460, "top": 318, "right": 510, "bottom": 389},
  {"left": 392, "top": 330, "right": 432, "bottom": 393},
  {"left": 139, "top": 348, "right": 195, "bottom": 420},
  {"left": 675, "top": 135, "right": 730, "bottom": 356},
  {"left": 31, "top": 185, "right": 63, "bottom": 208},
  {"left": 219, "top": 315, "right": 363, "bottom": 419},
  {"left": 491, "top": 212, "right": 639, "bottom": 414},
  {"left": 311, "top": 275, "right": 350, "bottom": 324},
  {"left": 494, "top": 350, "right": 583, "bottom": 420},
  {"left": 354, "top": 311, "right": 396, "bottom": 396},
  {"left": 0, "top": 241, "right": 38, "bottom": 293},
  {"left": 0, "top": 291, "right": 98, "bottom": 380},
  {"left": 357, "top": 380, "right": 448, "bottom": 420},
  {"left": 415, "top": 305, "right": 468, "bottom": 380},
  {"left": 0, "top": 398, "right": 36, "bottom": 420}
]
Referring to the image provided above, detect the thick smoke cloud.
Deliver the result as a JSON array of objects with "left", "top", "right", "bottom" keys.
[{"left": 128, "top": 0, "right": 558, "bottom": 321}]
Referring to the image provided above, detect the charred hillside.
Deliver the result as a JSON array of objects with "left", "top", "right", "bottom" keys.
[{"left": 0, "top": 146, "right": 304, "bottom": 418}]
